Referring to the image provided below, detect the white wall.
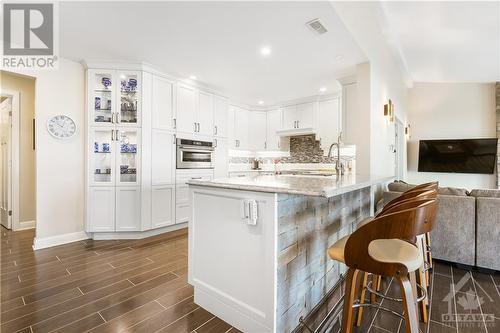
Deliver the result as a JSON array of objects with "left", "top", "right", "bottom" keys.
[
  {"left": 332, "top": 2, "right": 409, "bottom": 178},
  {"left": 9, "top": 58, "right": 86, "bottom": 243},
  {"left": 407, "top": 83, "right": 497, "bottom": 189}
]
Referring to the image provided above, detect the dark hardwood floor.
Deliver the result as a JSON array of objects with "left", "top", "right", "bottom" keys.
[
  {"left": 2, "top": 226, "right": 499, "bottom": 333},
  {"left": 298, "top": 262, "right": 500, "bottom": 333},
  {"left": 0, "top": 226, "right": 241, "bottom": 333}
]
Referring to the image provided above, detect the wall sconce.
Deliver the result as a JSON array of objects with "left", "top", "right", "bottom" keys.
[
  {"left": 405, "top": 124, "right": 411, "bottom": 138},
  {"left": 384, "top": 99, "right": 394, "bottom": 123}
]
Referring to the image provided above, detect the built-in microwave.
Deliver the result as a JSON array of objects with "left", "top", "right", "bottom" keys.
[{"left": 176, "top": 138, "right": 214, "bottom": 169}]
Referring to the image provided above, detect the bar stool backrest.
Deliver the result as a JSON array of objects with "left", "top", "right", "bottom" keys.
[
  {"left": 345, "top": 198, "right": 438, "bottom": 277},
  {"left": 382, "top": 189, "right": 437, "bottom": 215}
]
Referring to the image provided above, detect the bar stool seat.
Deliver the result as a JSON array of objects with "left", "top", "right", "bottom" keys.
[
  {"left": 328, "top": 237, "right": 423, "bottom": 272},
  {"left": 368, "top": 239, "right": 423, "bottom": 272}
]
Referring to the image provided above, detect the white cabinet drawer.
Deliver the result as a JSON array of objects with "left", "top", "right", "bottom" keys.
[{"left": 176, "top": 203, "right": 190, "bottom": 224}]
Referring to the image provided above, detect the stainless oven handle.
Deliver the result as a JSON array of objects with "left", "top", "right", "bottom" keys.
[{"left": 178, "top": 146, "right": 214, "bottom": 151}]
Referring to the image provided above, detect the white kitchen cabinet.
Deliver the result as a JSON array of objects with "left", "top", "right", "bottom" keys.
[
  {"left": 296, "top": 102, "right": 314, "bottom": 128},
  {"left": 152, "top": 76, "right": 174, "bottom": 131},
  {"left": 115, "top": 187, "right": 141, "bottom": 231},
  {"left": 266, "top": 109, "right": 282, "bottom": 150},
  {"left": 214, "top": 138, "right": 228, "bottom": 178},
  {"left": 152, "top": 130, "right": 175, "bottom": 185},
  {"left": 87, "top": 69, "right": 141, "bottom": 128},
  {"left": 152, "top": 185, "right": 175, "bottom": 228},
  {"left": 197, "top": 91, "right": 214, "bottom": 136},
  {"left": 88, "top": 187, "right": 115, "bottom": 232},
  {"left": 282, "top": 105, "right": 298, "bottom": 130},
  {"left": 177, "top": 85, "right": 214, "bottom": 136},
  {"left": 249, "top": 111, "right": 267, "bottom": 151},
  {"left": 177, "top": 84, "right": 197, "bottom": 134},
  {"left": 282, "top": 103, "right": 314, "bottom": 130},
  {"left": 214, "top": 96, "right": 229, "bottom": 138},
  {"left": 233, "top": 106, "right": 249, "bottom": 150},
  {"left": 317, "top": 98, "right": 341, "bottom": 149},
  {"left": 176, "top": 170, "right": 213, "bottom": 224},
  {"left": 89, "top": 127, "right": 140, "bottom": 187}
]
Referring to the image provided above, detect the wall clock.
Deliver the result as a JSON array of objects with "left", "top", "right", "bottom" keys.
[{"left": 47, "top": 115, "right": 77, "bottom": 139}]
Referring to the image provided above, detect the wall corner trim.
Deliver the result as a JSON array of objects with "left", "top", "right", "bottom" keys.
[{"left": 33, "top": 231, "right": 89, "bottom": 250}]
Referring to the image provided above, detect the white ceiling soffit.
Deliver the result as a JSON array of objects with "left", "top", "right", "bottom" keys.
[
  {"left": 381, "top": 1, "right": 500, "bottom": 83},
  {"left": 59, "top": 1, "right": 367, "bottom": 106}
]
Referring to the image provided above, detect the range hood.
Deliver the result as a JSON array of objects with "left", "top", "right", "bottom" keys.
[{"left": 276, "top": 127, "right": 316, "bottom": 137}]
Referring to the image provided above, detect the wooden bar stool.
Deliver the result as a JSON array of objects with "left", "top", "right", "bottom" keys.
[
  {"left": 354, "top": 186, "right": 437, "bottom": 326},
  {"left": 329, "top": 198, "right": 438, "bottom": 333}
]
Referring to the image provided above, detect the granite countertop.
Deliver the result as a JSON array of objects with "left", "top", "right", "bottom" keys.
[{"left": 188, "top": 174, "right": 394, "bottom": 198}]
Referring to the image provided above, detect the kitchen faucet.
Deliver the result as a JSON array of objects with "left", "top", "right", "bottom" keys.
[{"left": 327, "top": 132, "right": 345, "bottom": 176}]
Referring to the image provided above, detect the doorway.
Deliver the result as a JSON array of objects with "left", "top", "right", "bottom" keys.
[
  {"left": 1, "top": 71, "right": 36, "bottom": 231},
  {"left": 394, "top": 117, "right": 405, "bottom": 180},
  {"left": 1, "top": 96, "right": 13, "bottom": 229}
]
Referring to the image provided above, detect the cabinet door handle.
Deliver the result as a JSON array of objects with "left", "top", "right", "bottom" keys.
[
  {"left": 297, "top": 120, "right": 299, "bottom": 128},
  {"left": 264, "top": 141, "right": 267, "bottom": 149},
  {"left": 214, "top": 138, "right": 217, "bottom": 147},
  {"left": 173, "top": 134, "right": 176, "bottom": 144},
  {"left": 197, "top": 123, "right": 200, "bottom": 132},
  {"left": 173, "top": 118, "right": 176, "bottom": 129},
  {"left": 278, "top": 140, "right": 280, "bottom": 149},
  {"left": 194, "top": 122, "right": 197, "bottom": 132},
  {"left": 111, "top": 130, "right": 114, "bottom": 141},
  {"left": 117, "top": 112, "right": 121, "bottom": 124},
  {"left": 214, "top": 125, "right": 218, "bottom": 135}
]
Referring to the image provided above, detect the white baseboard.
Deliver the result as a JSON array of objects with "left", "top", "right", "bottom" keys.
[
  {"left": 33, "top": 231, "right": 90, "bottom": 250},
  {"left": 18, "top": 220, "right": 36, "bottom": 230},
  {"left": 90, "top": 223, "right": 187, "bottom": 240}
]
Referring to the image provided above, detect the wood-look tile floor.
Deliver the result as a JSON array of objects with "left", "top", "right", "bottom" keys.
[
  {"left": 0, "top": 227, "right": 241, "bottom": 333},
  {"left": 299, "top": 261, "right": 500, "bottom": 333}
]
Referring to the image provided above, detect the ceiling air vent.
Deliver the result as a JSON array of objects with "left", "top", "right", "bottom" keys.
[{"left": 306, "top": 18, "right": 327, "bottom": 35}]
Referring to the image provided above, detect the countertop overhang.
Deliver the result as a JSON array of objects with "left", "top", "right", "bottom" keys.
[{"left": 188, "top": 174, "right": 394, "bottom": 198}]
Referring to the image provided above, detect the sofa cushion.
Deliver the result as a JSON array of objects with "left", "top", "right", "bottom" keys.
[
  {"left": 469, "top": 189, "right": 500, "bottom": 198},
  {"left": 438, "top": 187, "right": 469, "bottom": 196},
  {"left": 387, "top": 181, "right": 416, "bottom": 192}
]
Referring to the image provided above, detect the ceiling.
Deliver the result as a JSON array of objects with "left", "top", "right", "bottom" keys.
[
  {"left": 381, "top": 1, "right": 500, "bottom": 83},
  {"left": 59, "top": 1, "right": 367, "bottom": 106}
]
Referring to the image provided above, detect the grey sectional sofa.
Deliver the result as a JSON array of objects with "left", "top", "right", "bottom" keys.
[{"left": 383, "top": 182, "right": 500, "bottom": 271}]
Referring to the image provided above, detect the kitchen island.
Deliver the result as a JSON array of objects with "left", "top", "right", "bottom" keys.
[{"left": 187, "top": 174, "right": 393, "bottom": 333}]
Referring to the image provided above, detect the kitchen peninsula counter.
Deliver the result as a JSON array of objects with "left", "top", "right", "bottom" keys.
[
  {"left": 187, "top": 174, "right": 392, "bottom": 333},
  {"left": 188, "top": 173, "right": 393, "bottom": 198}
]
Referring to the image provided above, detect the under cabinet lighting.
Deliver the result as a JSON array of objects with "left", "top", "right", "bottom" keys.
[
  {"left": 258, "top": 100, "right": 264, "bottom": 105},
  {"left": 319, "top": 87, "right": 327, "bottom": 93}
]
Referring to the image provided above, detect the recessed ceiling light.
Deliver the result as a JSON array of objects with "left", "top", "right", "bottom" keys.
[
  {"left": 335, "top": 55, "right": 344, "bottom": 61},
  {"left": 260, "top": 46, "right": 272, "bottom": 56},
  {"left": 319, "top": 87, "right": 327, "bottom": 93},
  {"left": 189, "top": 75, "right": 197, "bottom": 80},
  {"left": 258, "top": 100, "right": 264, "bottom": 105}
]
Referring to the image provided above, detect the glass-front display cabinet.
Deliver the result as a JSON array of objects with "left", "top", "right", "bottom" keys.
[
  {"left": 90, "top": 128, "right": 115, "bottom": 186},
  {"left": 90, "top": 71, "right": 114, "bottom": 125},
  {"left": 119, "top": 72, "right": 140, "bottom": 125},
  {"left": 88, "top": 69, "right": 141, "bottom": 127},
  {"left": 89, "top": 128, "right": 140, "bottom": 186},
  {"left": 117, "top": 129, "right": 140, "bottom": 185}
]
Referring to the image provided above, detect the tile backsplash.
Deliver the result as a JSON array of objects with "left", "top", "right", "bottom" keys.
[
  {"left": 281, "top": 134, "right": 337, "bottom": 163},
  {"left": 229, "top": 134, "right": 355, "bottom": 164}
]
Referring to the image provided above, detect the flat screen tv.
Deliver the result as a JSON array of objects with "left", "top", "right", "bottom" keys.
[{"left": 418, "top": 138, "right": 498, "bottom": 174}]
